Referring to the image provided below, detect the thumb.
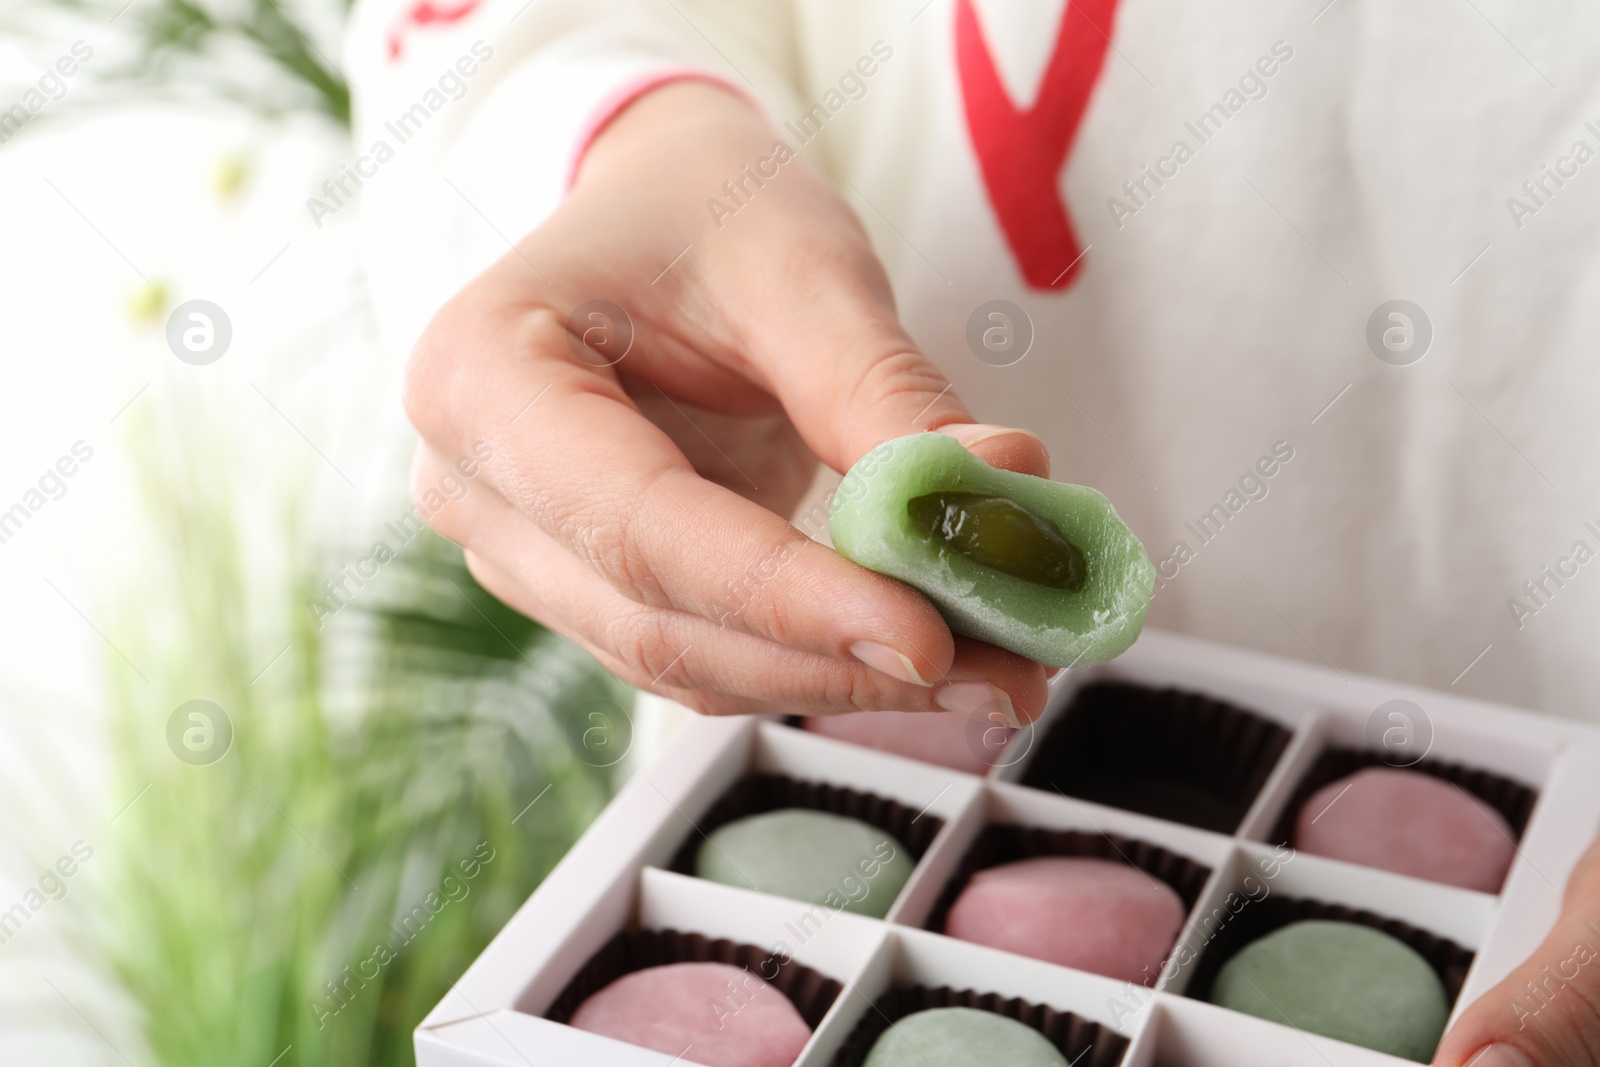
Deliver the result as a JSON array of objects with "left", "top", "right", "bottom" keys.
[
  {"left": 1433, "top": 835, "right": 1600, "bottom": 1067},
  {"left": 745, "top": 272, "right": 1048, "bottom": 478}
]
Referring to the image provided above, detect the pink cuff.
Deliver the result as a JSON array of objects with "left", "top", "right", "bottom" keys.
[{"left": 564, "top": 69, "right": 755, "bottom": 190}]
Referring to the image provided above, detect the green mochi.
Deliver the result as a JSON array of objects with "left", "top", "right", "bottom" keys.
[
  {"left": 694, "top": 809, "right": 913, "bottom": 919},
  {"left": 829, "top": 433, "right": 1154, "bottom": 667},
  {"left": 1209, "top": 920, "right": 1450, "bottom": 1062},
  {"left": 863, "top": 1007, "right": 1068, "bottom": 1067}
]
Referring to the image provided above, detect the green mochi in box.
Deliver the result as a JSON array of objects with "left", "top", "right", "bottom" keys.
[
  {"left": 696, "top": 809, "right": 914, "bottom": 919},
  {"left": 862, "top": 1008, "right": 1068, "bottom": 1067},
  {"left": 829, "top": 432, "right": 1154, "bottom": 668},
  {"left": 1209, "top": 920, "right": 1450, "bottom": 1061}
]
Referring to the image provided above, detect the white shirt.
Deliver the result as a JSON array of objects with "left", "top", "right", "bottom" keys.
[{"left": 345, "top": 0, "right": 1600, "bottom": 721}]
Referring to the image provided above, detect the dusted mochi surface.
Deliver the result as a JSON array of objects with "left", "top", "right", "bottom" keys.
[
  {"left": 1209, "top": 920, "right": 1449, "bottom": 1062},
  {"left": 862, "top": 1007, "right": 1068, "bottom": 1067},
  {"left": 1294, "top": 767, "right": 1515, "bottom": 892},
  {"left": 828, "top": 433, "right": 1154, "bottom": 668},
  {"left": 696, "top": 809, "right": 913, "bottom": 919},
  {"left": 944, "top": 856, "right": 1185, "bottom": 982},
  {"left": 804, "top": 710, "right": 1009, "bottom": 775},
  {"left": 569, "top": 962, "right": 811, "bottom": 1067}
]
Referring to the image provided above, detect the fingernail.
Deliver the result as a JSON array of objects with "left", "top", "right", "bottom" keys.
[
  {"left": 935, "top": 682, "right": 1023, "bottom": 728},
  {"left": 1463, "top": 1047, "right": 1535, "bottom": 1067},
  {"left": 937, "top": 423, "right": 1045, "bottom": 450},
  {"left": 1044, "top": 667, "right": 1063, "bottom": 681},
  {"left": 850, "top": 640, "right": 932, "bottom": 687}
]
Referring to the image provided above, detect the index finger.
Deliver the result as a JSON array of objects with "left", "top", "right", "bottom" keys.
[{"left": 405, "top": 301, "right": 959, "bottom": 687}]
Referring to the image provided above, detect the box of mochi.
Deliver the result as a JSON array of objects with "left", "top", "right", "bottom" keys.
[{"left": 414, "top": 630, "right": 1600, "bottom": 1067}]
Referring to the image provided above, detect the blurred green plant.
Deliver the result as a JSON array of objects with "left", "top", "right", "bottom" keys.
[
  {"left": 19, "top": 1, "right": 625, "bottom": 1060},
  {"left": 99, "top": 404, "right": 628, "bottom": 1065},
  {"left": 20, "top": 0, "right": 353, "bottom": 124}
]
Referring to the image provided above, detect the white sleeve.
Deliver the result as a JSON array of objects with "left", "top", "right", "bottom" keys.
[{"left": 342, "top": 0, "right": 803, "bottom": 356}]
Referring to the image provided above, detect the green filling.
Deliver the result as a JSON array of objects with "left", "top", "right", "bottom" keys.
[{"left": 906, "top": 491, "right": 1088, "bottom": 592}]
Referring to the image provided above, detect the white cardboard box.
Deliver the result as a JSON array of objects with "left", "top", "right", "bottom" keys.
[{"left": 416, "top": 629, "right": 1600, "bottom": 1067}]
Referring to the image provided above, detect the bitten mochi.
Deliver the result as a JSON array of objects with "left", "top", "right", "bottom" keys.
[
  {"left": 829, "top": 433, "right": 1153, "bottom": 667},
  {"left": 1209, "top": 920, "right": 1449, "bottom": 1061},
  {"left": 569, "top": 962, "right": 811, "bottom": 1067},
  {"left": 944, "top": 856, "right": 1185, "bottom": 982},
  {"left": 695, "top": 808, "right": 913, "bottom": 919},
  {"left": 1294, "top": 767, "right": 1515, "bottom": 892},
  {"left": 862, "top": 1007, "right": 1068, "bottom": 1067}
]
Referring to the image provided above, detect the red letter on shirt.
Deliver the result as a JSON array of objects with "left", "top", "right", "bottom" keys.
[
  {"left": 387, "top": 0, "right": 481, "bottom": 59},
  {"left": 956, "top": 0, "right": 1120, "bottom": 289}
]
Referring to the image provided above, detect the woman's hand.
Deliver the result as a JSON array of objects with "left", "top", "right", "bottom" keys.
[
  {"left": 403, "top": 81, "right": 1049, "bottom": 723},
  {"left": 1435, "top": 833, "right": 1600, "bottom": 1067}
]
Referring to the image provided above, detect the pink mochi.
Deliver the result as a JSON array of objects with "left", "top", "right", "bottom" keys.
[
  {"left": 569, "top": 962, "right": 811, "bottom": 1067},
  {"left": 804, "top": 710, "right": 1009, "bottom": 775},
  {"left": 944, "top": 856, "right": 1185, "bottom": 983},
  {"left": 1294, "top": 767, "right": 1515, "bottom": 892}
]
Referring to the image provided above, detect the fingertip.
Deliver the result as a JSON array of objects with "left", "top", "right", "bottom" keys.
[
  {"left": 827, "top": 558, "right": 956, "bottom": 683},
  {"left": 850, "top": 640, "right": 935, "bottom": 687},
  {"left": 935, "top": 423, "right": 1051, "bottom": 478},
  {"left": 1447, "top": 1046, "right": 1534, "bottom": 1067},
  {"left": 939, "top": 638, "right": 1050, "bottom": 725},
  {"left": 875, "top": 627, "right": 956, "bottom": 692},
  {"left": 839, "top": 619, "right": 954, "bottom": 691},
  {"left": 1009, "top": 676, "right": 1050, "bottom": 725}
]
